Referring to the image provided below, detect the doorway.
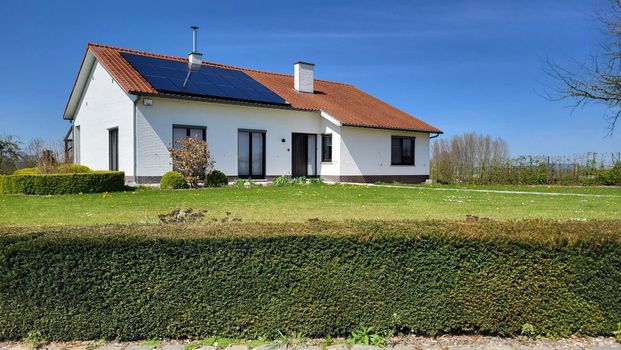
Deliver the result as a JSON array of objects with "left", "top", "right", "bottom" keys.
[{"left": 291, "top": 133, "right": 317, "bottom": 177}]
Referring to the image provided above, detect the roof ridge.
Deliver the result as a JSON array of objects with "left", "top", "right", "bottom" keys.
[{"left": 86, "top": 43, "right": 353, "bottom": 87}]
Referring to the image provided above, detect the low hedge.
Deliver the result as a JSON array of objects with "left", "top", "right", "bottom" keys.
[
  {"left": 0, "top": 220, "right": 620, "bottom": 340},
  {"left": 0, "top": 171, "right": 125, "bottom": 194}
]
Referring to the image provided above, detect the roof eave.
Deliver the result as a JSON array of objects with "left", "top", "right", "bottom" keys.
[
  {"left": 63, "top": 46, "right": 96, "bottom": 120},
  {"left": 342, "top": 123, "right": 443, "bottom": 134}
]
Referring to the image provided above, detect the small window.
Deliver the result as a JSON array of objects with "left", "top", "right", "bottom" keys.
[
  {"left": 321, "top": 134, "right": 332, "bottom": 162},
  {"left": 172, "top": 125, "right": 206, "bottom": 148},
  {"left": 109, "top": 128, "right": 119, "bottom": 171},
  {"left": 391, "top": 136, "right": 415, "bottom": 165}
]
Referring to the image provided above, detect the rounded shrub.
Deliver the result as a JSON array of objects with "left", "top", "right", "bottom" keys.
[
  {"left": 160, "top": 171, "right": 188, "bottom": 189},
  {"left": 207, "top": 170, "right": 228, "bottom": 187}
]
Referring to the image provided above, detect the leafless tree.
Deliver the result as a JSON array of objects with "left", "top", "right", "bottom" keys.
[
  {"left": 0, "top": 134, "right": 23, "bottom": 174},
  {"left": 545, "top": 0, "right": 621, "bottom": 134},
  {"left": 168, "top": 136, "right": 215, "bottom": 187}
]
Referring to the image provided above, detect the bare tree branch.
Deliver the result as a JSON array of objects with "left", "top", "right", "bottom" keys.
[{"left": 545, "top": 0, "right": 621, "bottom": 135}]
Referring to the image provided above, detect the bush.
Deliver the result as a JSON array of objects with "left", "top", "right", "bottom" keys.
[
  {"left": 0, "top": 171, "right": 124, "bottom": 195},
  {"left": 207, "top": 170, "right": 228, "bottom": 187},
  {"left": 0, "top": 220, "right": 619, "bottom": 340},
  {"left": 12, "top": 167, "right": 37, "bottom": 175},
  {"left": 160, "top": 171, "right": 188, "bottom": 189}
]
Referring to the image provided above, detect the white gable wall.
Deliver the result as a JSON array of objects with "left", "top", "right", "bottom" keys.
[
  {"left": 72, "top": 61, "right": 135, "bottom": 175},
  {"left": 135, "top": 97, "right": 323, "bottom": 177}
]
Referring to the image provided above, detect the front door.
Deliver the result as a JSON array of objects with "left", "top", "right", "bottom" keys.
[{"left": 291, "top": 133, "right": 316, "bottom": 177}]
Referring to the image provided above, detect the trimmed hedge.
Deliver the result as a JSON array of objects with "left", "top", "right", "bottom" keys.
[
  {"left": 0, "top": 220, "right": 620, "bottom": 340},
  {"left": 13, "top": 164, "right": 92, "bottom": 175},
  {"left": 0, "top": 171, "right": 125, "bottom": 194}
]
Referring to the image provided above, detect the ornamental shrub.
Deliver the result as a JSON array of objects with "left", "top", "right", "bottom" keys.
[
  {"left": 160, "top": 171, "right": 188, "bottom": 189},
  {"left": 0, "top": 171, "right": 124, "bottom": 194},
  {"left": 206, "top": 170, "right": 228, "bottom": 187},
  {"left": 272, "top": 176, "right": 290, "bottom": 186},
  {"left": 0, "top": 220, "right": 619, "bottom": 340}
]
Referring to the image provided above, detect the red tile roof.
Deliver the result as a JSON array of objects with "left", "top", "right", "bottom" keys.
[{"left": 86, "top": 43, "right": 442, "bottom": 133}]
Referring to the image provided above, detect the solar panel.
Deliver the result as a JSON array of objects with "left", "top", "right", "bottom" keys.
[{"left": 121, "top": 53, "right": 288, "bottom": 105}]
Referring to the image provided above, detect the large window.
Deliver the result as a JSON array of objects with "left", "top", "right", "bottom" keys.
[
  {"left": 238, "top": 130, "right": 266, "bottom": 179},
  {"left": 109, "top": 128, "right": 119, "bottom": 171},
  {"left": 391, "top": 136, "right": 415, "bottom": 165},
  {"left": 172, "top": 125, "right": 206, "bottom": 148},
  {"left": 321, "top": 134, "right": 332, "bottom": 162}
]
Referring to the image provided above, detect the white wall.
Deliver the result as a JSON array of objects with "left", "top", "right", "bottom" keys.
[
  {"left": 72, "top": 61, "right": 135, "bottom": 175},
  {"left": 135, "top": 97, "right": 324, "bottom": 177},
  {"left": 339, "top": 127, "right": 430, "bottom": 176}
]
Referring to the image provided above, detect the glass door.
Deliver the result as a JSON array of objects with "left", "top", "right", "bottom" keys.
[{"left": 238, "top": 130, "right": 266, "bottom": 179}]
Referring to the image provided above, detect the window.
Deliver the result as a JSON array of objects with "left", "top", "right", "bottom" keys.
[
  {"left": 109, "top": 128, "right": 119, "bottom": 171},
  {"left": 321, "top": 134, "right": 332, "bottom": 162},
  {"left": 172, "top": 125, "right": 206, "bottom": 148},
  {"left": 391, "top": 136, "right": 415, "bottom": 165},
  {"left": 238, "top": 130, "right": 266, "bottom": 179}
]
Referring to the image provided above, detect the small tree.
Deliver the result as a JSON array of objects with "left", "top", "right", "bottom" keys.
[{"left": 168, "top": 136, "right": 214, "bottom": 187}]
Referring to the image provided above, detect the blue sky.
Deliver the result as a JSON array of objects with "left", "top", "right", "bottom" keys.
[{"left": 0, "top": 0, "right": 619, "bottom": 156}]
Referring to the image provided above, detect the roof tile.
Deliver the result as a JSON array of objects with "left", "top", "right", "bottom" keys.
[{"left": 86, "top": 43, "right": 442, "bottom": 133}]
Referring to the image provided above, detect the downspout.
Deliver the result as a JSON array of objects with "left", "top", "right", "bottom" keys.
[{"left": 130, "top": 94, "right": 139, "bottom": 185}]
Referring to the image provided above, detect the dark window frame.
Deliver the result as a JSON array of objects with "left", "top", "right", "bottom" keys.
[
  {"left": 321, "top": 134, "right": 333, "bottom": 163},
  {"left": 237, "top": 129, "right": 267, "bottom": 180},
  {"left": 391, "top": 135, "right": 415, "bottom": 166},
  {"left": 172, "top": 124, "right": 207, "bottom": 147},
  {"left": 108, "top": 127, "right": 119, "bottom": 171}
]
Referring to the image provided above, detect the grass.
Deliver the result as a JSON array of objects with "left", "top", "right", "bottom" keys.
[
  {"left": 390, "top": 182, "right": 621, "bottom": 195},
  {"left": 0, "top": 183, "right": 620, "bottom": 226}
]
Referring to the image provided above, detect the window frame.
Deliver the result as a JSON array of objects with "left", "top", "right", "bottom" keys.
[
  {"left": 391, "top": 135, "right": 415, "bottom": 166},
  {"left": 321, "top": 133, "right": 333, "bottom": 163},
  {"left": 172, "top": 124, "right": 207, "bottom": 148},
  {"left": 108, "top": 127, "right": 119, "bottom": 171},
  {"left": 237, "top": 128, "right": 267, "bottom": 180}
]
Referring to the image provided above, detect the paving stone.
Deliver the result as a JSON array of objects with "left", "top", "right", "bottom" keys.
[
  {"left": 389, "top": 346, "right": 416, "bottom": 350},
  {"left": 253, "top": 345, "right": 286, "bottom": 350},
  {"left": 126, "top": 346, "right": 157, "bottom": 350},
  {"left": 226, "top": 346, "right": 249, "bottom": 350},
  {"left": 95, "top": 345, "right": 122, "bottom": 350},
  {"left": 590, "top": 347, "right": 621, "bottom": 350},
  {"left": 161, "top": 346, "right": 184, "bottom": 350},
  {"left": 196, "top": 347, "right": 217, "bottom": 350},
  {"left": 293, "top": 346, "right": 321, "bottom": 350},
  {"left": 327, "top": 345, "right": 349, "bottom": 350},
  {"left": 351, "top": 345, "right": 380, "bottom": 350}
]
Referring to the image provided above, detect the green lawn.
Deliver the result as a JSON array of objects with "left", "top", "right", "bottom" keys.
[
  {"left": 1, "top": 183, "right": 620, "bottom": 226},
  {"left": 386, "top": 183, "right": 621, "bottom": 195}
]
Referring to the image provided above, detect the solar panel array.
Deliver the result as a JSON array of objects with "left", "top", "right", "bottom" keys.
[{"left": 121, "top": 53, "right": 288, "bottom": 105}]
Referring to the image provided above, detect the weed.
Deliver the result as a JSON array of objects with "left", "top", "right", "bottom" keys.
[
  {"left": 24, "top": 330, "right": 47, "bottom": 349},
  {"left": 185, "top": 343, "right": 201, "bottom": 350},
  {"left": 245, "top": 336, "right": 270, "bottom": 348},
  {"left": 351, "top": 325, "right": 386, "bottom": 347},
  {"left": 272, "top": 176, "right": 290, "bottom": 187},
  {"left": 309, "top": 178, "right": 323, "bottom": 185},
  {"left": 520, "top": 323, "right": 535, "bottom": 338},
  {"left": 290, "top": 177, "right": 308, "bottom": 185},
  {"left": 214, "top": 338, "right": 241, "bottom": 349},
  {"left": 201, "top": 336, "right": 218, "bottom": 346},
  {"left": 614, "top": 322, "right": 621, "bottom": 342},
  {"left": 141, "top": 339, "right": 161, "bottom": 347},
  {"left": 87, "top": 339, "right": 107, "bottom": 350}
]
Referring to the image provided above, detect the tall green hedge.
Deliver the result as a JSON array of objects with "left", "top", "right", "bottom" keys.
[
  {"left": 0, "top": 171, "right": 124, "bottom": 194},
  {"left": 0, "top": 220, "right": 619, "bottom": 340}
]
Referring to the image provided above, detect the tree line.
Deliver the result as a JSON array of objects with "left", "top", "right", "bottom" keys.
[{"left": 431, "top": 133, "right": 621, "bottom": 185}]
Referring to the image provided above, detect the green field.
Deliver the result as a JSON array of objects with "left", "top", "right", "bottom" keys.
[{"left": 0, "top": 183, "right": 619, "bottom": 226}]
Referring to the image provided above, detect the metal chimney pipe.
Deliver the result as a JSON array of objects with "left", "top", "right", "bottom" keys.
[{"left": 191, "top": 26, "right": 199, "bottom": 53}]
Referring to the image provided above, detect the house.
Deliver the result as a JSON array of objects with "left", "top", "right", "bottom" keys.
[{"left": 63, "top": 39, "right": 442, "bottom": 184}]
